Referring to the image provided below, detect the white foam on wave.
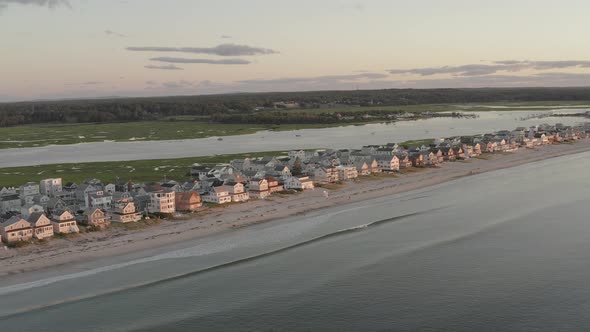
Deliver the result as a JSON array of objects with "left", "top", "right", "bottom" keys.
[{"left": 0, "top": 204, "right": 373, "bottom": 296}]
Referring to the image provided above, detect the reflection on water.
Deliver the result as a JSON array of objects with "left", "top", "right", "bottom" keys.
[{"left": 1, "top": 109, "right": 589, "bottom": 167}]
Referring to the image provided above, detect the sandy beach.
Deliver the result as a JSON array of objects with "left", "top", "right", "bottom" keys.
[{"left": 2, "top": 139, "right": 590, "bottom": 277}]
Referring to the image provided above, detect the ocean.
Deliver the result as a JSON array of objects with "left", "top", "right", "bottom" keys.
[{"left": 1, "top": 151, "right": 590, "bottom": 331}]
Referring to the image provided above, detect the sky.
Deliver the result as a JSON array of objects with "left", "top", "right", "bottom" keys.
[{"left": 1, "top": 0, "right": 590, "bottom": 102}]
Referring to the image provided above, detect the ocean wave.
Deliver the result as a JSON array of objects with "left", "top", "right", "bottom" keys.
[{"left": 0, "top": 208, "right": 445, "bottom": 319}]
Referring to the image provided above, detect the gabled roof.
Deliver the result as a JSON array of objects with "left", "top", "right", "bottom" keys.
[
  {"left": 176, "top": 191, "right": 200, "bottom": 201},
  {"left": 0, "top": 216, "right": 29, "bottom": 227},
  {"left": 27, "top": 212, "right": 48, "bottom": 225},
  {"left": 83, "top": 208, "right": 103, "bottom": 216}
]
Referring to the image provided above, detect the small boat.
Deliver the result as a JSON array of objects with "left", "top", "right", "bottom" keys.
[
  {"left": 217, "top": 137, "right": 223, "bottom": 141},
  {"left": 295, "top": 134, "right": 301, "bottom": 137}
]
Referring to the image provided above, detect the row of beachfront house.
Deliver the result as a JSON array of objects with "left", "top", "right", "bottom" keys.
[{"left": 1, "top": 123, "right": 588, "bottom": 244}]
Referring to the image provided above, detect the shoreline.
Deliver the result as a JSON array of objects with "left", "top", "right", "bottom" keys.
[{"left": 2, "top": 139, "right": 590, "bottom": 278}]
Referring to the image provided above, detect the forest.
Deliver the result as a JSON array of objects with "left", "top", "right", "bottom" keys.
[{"left": 2, "top": 87, "right": 590, "bottom": 127}]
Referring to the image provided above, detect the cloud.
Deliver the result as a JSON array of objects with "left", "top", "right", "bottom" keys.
[
  {"left": 144, "top": 80, "right": 225, "bottom": 91},
  {"left": 0, "top": 0, "right": 70, "bottom": 10},
  {"left": 126, "top": 43, "right": 277, "bottom": 56},
  {"left": 104, "top": 29, "right": 127, "bottom": 38},
  {"left": 150, "top": 57, "right": 250, "bottom": 65},
  {"left": 64, "top": 81, "right": 104, "bottom": 87},
  {"left": 144, "top": 64, "right": 184, "bottom": 70},
  {"left": 390, "top": 60, "right": 590, "bottom": 77},
  {"left": 239, "top": 73, "right": 389, "bottom": 85}
]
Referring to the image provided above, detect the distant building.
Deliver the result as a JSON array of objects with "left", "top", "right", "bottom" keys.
[{"left": 40, "top": 178, "right": 63, "bottom": 197}]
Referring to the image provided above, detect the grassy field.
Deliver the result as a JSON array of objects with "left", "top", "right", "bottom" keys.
[
  {"left": 288, "top": 101, "right": 590, "bottom": 115},
  {"left": 399, "top": 138, "right": 435, "bottom": 148},
  {"left": 0, "top": 121, "right": 345, "bottom": 149},
  {"left": 1, "top": 101, "right": 588, "bottom": 149},
  {"left": 0, "top": 151, "right": 293, "bottom": 187}
]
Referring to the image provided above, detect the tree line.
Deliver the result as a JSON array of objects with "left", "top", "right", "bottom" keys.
[{"left": 2, "top": 87, "right": 590, "bottom": 127}]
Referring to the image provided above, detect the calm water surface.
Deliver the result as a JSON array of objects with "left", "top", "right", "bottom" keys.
[
  {"left": 1, "top": 109, "right": 588, "bottom": 167},
  {"left": 1, "top": 151, "right": 590, "bottom": 331}
]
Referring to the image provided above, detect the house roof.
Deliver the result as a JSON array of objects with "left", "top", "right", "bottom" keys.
[
  {"left": 211, "top": 186, "right": 228, "bottom": 194},
  {"left": 27, "top": 212, "right": 47, "bottom": 224},
  {"left": 0, "top": 216, "right": 28, "bottom": 227},
  {"left": 176, "top": 191, "right": 200, "bottom": 201},
  {"left": 0, "top": 194, "right": 19, "bottom": 202}
]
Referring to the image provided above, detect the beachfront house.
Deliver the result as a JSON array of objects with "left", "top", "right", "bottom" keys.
[
  {"left": 51, "top": 209, "right": 80, "bottom": 234},
  {"left": 284, "top": 176, "right": 315, "bottom": 190},
  {"left": 224, "top": 182, "right": 250, "bottom": 202},
  {"left": 354, "top": 161, "right": 371, "bottom": 176},
  {"left": 175, "top": 191, "right": 203, "bottom": 211},
  {"left": 110, "top": 199, "right": 142, "bottom": 223},
  {"left": 453, "top": 146, "right": 466, "bottom": 159},
  {"left": 203, "top": 186, "right": 232, "bottom": 204},
  {"left": 375, "top": 155, "right": 400, "bottom": 173},
  {"left": 534, "top": 133, "right": 549, "bottom": 145},
  {"left": 337, "top": 166, "right": 359, "bottom": 181},
  {"left": 248, "top": 178, "right": 270, "bottom": 199},
  {"left": 423, "top": 151, "right": 438, "bottom": 166},
  {"left": 409, "top": 152, "right": 426, "bottom": 167},
  {"left": 0, "top": 216, "right": 33, "bottom": 243},
  {"left": 79, "top": 208, "right": 111, "bottom": 229},
  {"left": 147, "top": 190, "right": 176, "bottom": 214},
  {"left": 265, "top": 176, "right": 284, "bottom": 193},
  {"left": 28, "top": 213, "right": 54, "bottom": 239},
  {"left": 394, "top": 153, "right": 413, "bottom": 169},
  {"left": 312, "top": 167, "right": 339, "bottom": 183},
  {"left": 440, "top": 147, "right": 456, "bottom": 161}
]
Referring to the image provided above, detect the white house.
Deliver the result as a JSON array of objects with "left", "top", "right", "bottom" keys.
[
  {"left": 19, "top": 182, "right": 40, "bottom": 202},
  {"left": 284, "top": 176, "right": 315, "bottom": 190},
  {"left": 223, "top": 182, "right": 250, "bottom": 202},
  {"left": 104, "top": 183, "right": 116, "bottom": 195},
  {"left": 375, "top": 155, "right": 400, "bottom": 172},
  {"left": 147, "top": 190, "right": 176, "bottom": 214},
  {"left": 202, "top": 186, "right": 232, "bottom": 204},
  {"left": 88, "top": 192, "right": 113, "bottom": 210},
  {"left": 40, "top": 178, "right": 63, "bottom": 197}
]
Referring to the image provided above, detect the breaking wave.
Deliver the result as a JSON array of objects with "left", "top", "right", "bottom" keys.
[{"left": 0, "top": 208, "right": 447, "bottom": 319}]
